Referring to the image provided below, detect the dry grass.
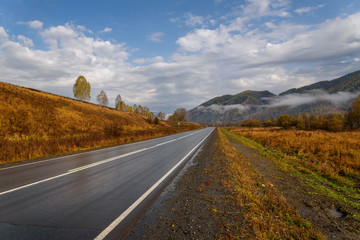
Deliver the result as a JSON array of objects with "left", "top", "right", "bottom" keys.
[
  {"left": 214, "top": 128, "right": 324, "bottom": 239},
  {"left": 225, "top": 127, "right": 360, "bottom": 212},
  {"left": 227, "top": 127, "right": 360, "bottom": 178},
  {"left": 0, "top": 82, "right": 201, "bottom": 164}
]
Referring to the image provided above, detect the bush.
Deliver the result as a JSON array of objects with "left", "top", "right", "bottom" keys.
[
  {"left": 154, "top": 117, "right": 160, "bottom": 124},
  {"left": 241, "top": 119, "right": 262, "bottom": 127},
  {"left": 104, "top": 123, "right": 123, "bottom": 138}
]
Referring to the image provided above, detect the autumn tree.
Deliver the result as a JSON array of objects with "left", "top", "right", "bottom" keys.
[
  {"left": 346, "top": 94, "right": 360, "bottom": 129},
  {"left": 96, "top": 90, "right": 109, "bottom": 106},
  {"left": 168, "top": 108, "right": 187, "bottom": 122},
  {"left": 73, "top": 76, "right": 91, "bottom": 101},
  {"left": 115, "top": 94, "right": 122, "bottom": 109},
  {"left": 277, "top": 114, "right": 300, "bottom": 129},
  {"left": 116, "top": 101, "right": 127, "bottom": 111}
]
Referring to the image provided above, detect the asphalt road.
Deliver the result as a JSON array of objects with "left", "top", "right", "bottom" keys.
[{"left": 0, "top": 127, "right": 214, "bottom": 240}]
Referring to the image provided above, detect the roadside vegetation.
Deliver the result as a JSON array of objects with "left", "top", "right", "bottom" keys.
[
  {"left": 209, "top": 128, "right": 325, "bottom": 239},
  {"left": 224, "top": 127, "right": 360, "bottom": 222},
  {"left": 0, "top": 82, "right": 200, "bottom": 164}
]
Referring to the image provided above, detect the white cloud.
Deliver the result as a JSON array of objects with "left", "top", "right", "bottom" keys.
[
  {"left": 133, "top": 56, "right": 164, "bottom": 65},
  {"left": 133, "top": 58, "right": 145, "bottom": 64},
  {"left": 242, "top": 0, "right": 291, "bottom": 18},
  {"left": 265, "top": 21, "right": 276, "bottom": 29},
  {"left": 295, "top": 4, "right": 325, "bottom": 15},
  {"left": 99, "top": 27, "right": 112, "bottom": 33},
  {"left": 17, "top": 35, "right": 34, "bottom": 47},
  {"left": 184, "top": 13, "right": 205, "bottom": 27},
  {"left": 28, "top": 20, "right": 43, "bottom": 29},
  {"left": 148, "top": 32, "right": 165, "bottom": 43},
  {"left": 18, "top": 20, "right": 43, "bottom": 29}
]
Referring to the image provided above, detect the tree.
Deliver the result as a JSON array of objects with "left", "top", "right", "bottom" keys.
[
  {"left": 241, "top": 119, "right": 261, "bottom": 128},
  {"left": 96, "top": 90, "right": 109, "bottom": 106},
  {"left": 73, "top": 76, "right": 91, "bottom": 101},
  {"left": 168, "top": 108, "right": 187, "bottom": 122},
  {"left": 115, "top": 94, "right": 122, "bottom": 109},
  {"left": 277, "top": 114, "right": 300, "bottom": 129},
  {"left": 116, "top": 101, "right": 127, "bottom": 111},
  {"left": 157, "top": 112, "right": 166, "bottom": 121},
  {"left": 346, "top": 94, "right": 360, "bottom": 129}
]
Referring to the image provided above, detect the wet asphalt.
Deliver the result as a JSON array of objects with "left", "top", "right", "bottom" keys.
[{"left": 0, "top": 127, "right": 214, "bottom": 240}]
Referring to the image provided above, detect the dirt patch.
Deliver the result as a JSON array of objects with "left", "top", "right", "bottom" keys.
[
  {"left": 225, "top": 133, "right": 360, "bottom": 240},
  {"left": 127, "top": 130, "right": 252, "bottom": 239}
]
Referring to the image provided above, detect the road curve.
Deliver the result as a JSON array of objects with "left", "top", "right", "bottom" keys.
[{"left": 0, "top": 127, "right": 214, "bottom": 240}]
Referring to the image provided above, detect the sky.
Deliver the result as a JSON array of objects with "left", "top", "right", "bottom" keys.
[{"left": 0, "top": 0, "right": 360, "bottom": 113}]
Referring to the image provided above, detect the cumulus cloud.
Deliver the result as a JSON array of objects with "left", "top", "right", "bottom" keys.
[
  {"left": 18, "top": 20, "right": 43, "bottom": 29},
  {"left": 148, "top": 32, "right": 165, "bottom": 43},
  {"left": 0, "top": 23, "right": 135, "bottom": 104},
  {"left": 17, "top": 35, "right": 34, "bottom": 47}
]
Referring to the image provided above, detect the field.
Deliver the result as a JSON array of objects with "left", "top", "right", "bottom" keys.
[
  {"left": 225, "top": 127, "right": 360, "bottom": 221},
  {"left": 0, "top": 82, "right": 201, "bottom": 164}
]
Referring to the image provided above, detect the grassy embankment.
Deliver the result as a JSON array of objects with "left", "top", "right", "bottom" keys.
[
  {"left": 206, "top": 128, "right": 324, "bottom": 239},
  {"left": 225, "top": 127, "right": 360, "bottom": 221},
  {"left": 0, "top": 82, "right": 201, "bottom": 164}
]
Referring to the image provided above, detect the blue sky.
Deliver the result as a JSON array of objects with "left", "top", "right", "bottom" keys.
[{"left": 1, "top": 0, "right": 360, "bottom": 113}]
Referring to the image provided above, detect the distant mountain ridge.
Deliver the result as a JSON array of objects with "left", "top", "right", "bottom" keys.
[
  {"left": 280, "top": 70, "right": 360, "bottom": 95},
  {"left": 201, "top": 90, "right": 275, "bottom": 106},
  {"left": 187, "top": 70, "right": 360, "bottom": 123}
]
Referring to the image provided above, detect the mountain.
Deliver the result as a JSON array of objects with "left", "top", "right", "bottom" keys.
[
  {"left": 280, "top": 70, "right": 360, "bottom": 95},
  {"left": 187, "top": 70, "right": 360, "bottom": 123},
  {"left": 201, "top": 90, "right": 276, "bottom": 106}
]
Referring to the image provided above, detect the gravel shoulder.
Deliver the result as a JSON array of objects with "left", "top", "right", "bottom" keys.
[{"left": 127, "top": 129, "right": 251, "bottom": 239}]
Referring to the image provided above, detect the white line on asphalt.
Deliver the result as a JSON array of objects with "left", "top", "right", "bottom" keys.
[
  {"left": 0, "top": 130, "right": 202, "bottom": 197},
  {"left": 94, "top": 128, "right": 214, "bottom": 240}
]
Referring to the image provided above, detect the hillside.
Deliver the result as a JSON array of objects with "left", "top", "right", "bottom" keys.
[
  {"left": 0, "top": 82, "right": 201, "bottom": 164},
  {"left": 201, "top": 90, "right": 275, "bottom": 106},
  {"left": 280, "top": 70, "right": 360, "bottom": 95},
  {"left": 187, "top": 70, "right": 360, "bottom": 123}
]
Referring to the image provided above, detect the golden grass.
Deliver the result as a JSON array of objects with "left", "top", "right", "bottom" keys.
[
  {"left": 215, "top": 128, "right": 325, "bottom": 239},
  {"left": 0, "top": 82, "right": 201, "bottom": 164},
  {"left": 227, "top": 127, "right": 360, "bottom": 177}
]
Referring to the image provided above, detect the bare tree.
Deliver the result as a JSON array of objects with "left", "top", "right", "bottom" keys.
[
  {"left": 96, "top": 90, "right": 109, "bottom": 106},
  {"left": 115, "top": 94, "right": 122, "bottom": 109},
  {"left": 157, "top": 112, "right": 166, "bottom": 121}
]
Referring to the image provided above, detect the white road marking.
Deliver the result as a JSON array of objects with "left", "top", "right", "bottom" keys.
[
  {"left": 0, "top": 130, "right": 202, "bottom": 196},
  {"left": 94, "top": 128, "right": 214, "bottom": 240}
]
